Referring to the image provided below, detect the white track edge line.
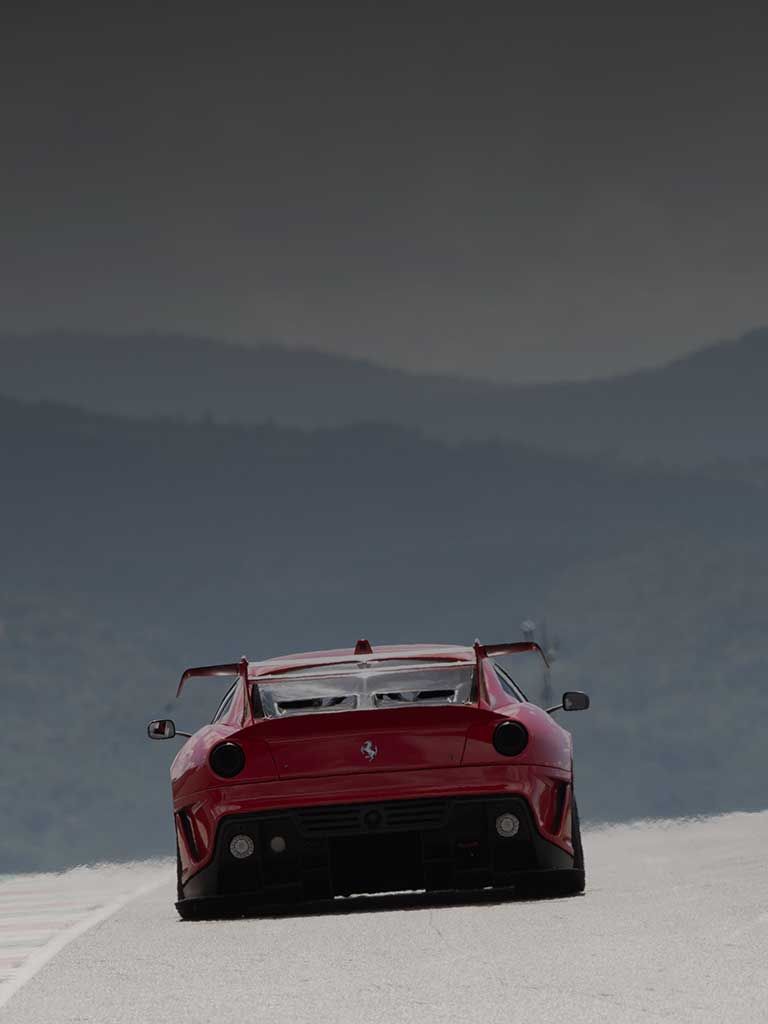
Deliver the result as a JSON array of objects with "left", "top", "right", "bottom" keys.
[{"left": 0, "top": 870, "right": 173, "bottom": 1011}]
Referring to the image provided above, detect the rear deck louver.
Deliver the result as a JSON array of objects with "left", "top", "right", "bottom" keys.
[
  {"left": 275, "top": 695, "right": 357, "bottom": 715},
  {"left": 374, "top": 689, "right": 457, "bottom": 706}
]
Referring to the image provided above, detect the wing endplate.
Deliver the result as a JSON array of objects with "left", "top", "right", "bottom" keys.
[
  {"left": 472, "top": 640, "right": 549, "bottom": 707},
  {"left": 176, "top": 657, "right": 249, "bottom": 697},
  {"left": 475, "top": 641, "right": 550, "bottom": 668}
]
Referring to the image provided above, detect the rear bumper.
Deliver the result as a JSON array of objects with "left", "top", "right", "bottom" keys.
[
  {"left": 176, "top": 763, "right": 573, "bottom": 883},
  {"left": 178, "top": 793, "right": 574, "bottom": 909}
]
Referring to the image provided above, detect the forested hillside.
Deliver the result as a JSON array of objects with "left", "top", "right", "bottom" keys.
[
  {"left": 2, "top": 328, "right": 768, "bottom": 465},
  {"left": 1, "top": 394, "right": 766, "bottom": 870}
]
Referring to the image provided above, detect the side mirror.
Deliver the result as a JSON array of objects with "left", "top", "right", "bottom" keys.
[
  {"left": 547, "top": 691, "right": 590, "bottom": 714},
  {"left": 147, "top": 718, "right": 177, "bottom": 740},
  {"left": 562, "top": 691, "right": 590, "bottom": 711}
]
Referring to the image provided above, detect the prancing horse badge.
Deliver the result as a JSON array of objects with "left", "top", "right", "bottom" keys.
[{"left": 361, "top": 740, "right": 378, "bottom": 762}]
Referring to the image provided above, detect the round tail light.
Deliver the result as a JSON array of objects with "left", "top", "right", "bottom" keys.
[
  {"left": 493, "top": 721, "right": 529, "bottom": 757},
  {"left": 210, "top": 741, "right": 245, "bottom": 778}
]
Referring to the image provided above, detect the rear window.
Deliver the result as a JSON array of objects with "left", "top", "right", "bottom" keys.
[{"left": 254, "top": 662, "right": 475, "bottom": 718}]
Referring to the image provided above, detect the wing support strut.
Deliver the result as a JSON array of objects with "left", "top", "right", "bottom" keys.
[{"left": 473, "top": 640, "right": 549, "bottom": 707}]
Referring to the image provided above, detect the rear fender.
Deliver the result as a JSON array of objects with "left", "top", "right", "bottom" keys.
[
  {"left": 461, "top": 704, "right": 572, "bottom": 771},
  {"left": 171, "top": 723, "right": 278, "bottom": 804}
]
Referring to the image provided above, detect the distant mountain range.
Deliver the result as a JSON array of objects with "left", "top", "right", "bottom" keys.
[{"left": 2, "top": 327, "right": 767, "bottom": 465}]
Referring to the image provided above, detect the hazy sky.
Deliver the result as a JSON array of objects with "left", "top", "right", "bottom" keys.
[{"left": 3, "top": 4, "right": 768, "bottom": 382}]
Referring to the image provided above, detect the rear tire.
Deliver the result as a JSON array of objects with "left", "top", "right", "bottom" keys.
[
  {"left": 176, "top": 900, "right": 205, "bottom": 921},
  {"left": 175, "top": 842, "right": 201, "bottom": 920},
  {"left": 517, "top": 799, "right": 585, "bottom": 899},
  {"left": 176, "top": 841, "right": 183, "bottom": 903},
  {"left": 571, "top": 799, "right": 585, "bottom": 880}
]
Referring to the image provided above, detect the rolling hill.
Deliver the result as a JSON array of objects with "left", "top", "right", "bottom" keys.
[{"left": 1, "top": 327, "right": 767, "bottom": 464}]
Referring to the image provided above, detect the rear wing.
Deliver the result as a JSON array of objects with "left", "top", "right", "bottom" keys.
[
  {"left": 173, "top": 642, "right": 548, "bottom": 707},
  {"left": 176, "top": 657, "right": 249, "bottom": 698}
]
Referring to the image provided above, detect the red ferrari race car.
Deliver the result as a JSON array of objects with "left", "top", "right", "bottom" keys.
[{"left": 148, "top": 638, "right": 590, "bottom": 918}]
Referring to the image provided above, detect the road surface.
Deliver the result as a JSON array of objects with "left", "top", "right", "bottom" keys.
[{"left": 1, "top": 812, "right": 766, "bottom": 1023}]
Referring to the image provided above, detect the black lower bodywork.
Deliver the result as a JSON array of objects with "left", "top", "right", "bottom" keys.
[{"left": 177, "top": 794, "right": 583, "bottom": 918}]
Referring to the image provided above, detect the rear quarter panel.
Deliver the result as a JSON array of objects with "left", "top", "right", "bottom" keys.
[
  {"left": 171, "top": 724, "right": 278, "bottom": 805},
  {"left": 461, "top": 703, "right": 573, "bottom": 771}
]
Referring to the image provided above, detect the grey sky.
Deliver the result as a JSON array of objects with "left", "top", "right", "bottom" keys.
[{"left": 2, "top": 4, "right": 767, "bottom": 381}]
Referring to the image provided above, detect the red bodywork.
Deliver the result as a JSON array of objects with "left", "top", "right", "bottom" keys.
[{"left": 169, "top": 643, "right": 578, "bottom": 890}]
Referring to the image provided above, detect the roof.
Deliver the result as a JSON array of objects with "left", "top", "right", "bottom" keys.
[{"left": 247, "top": 642, "right": 475, "bottom": 679}]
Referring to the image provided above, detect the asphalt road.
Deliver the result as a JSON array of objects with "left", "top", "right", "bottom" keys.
[{"left": 2, "top": 812, "right": 767, "bottom": 1024}]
